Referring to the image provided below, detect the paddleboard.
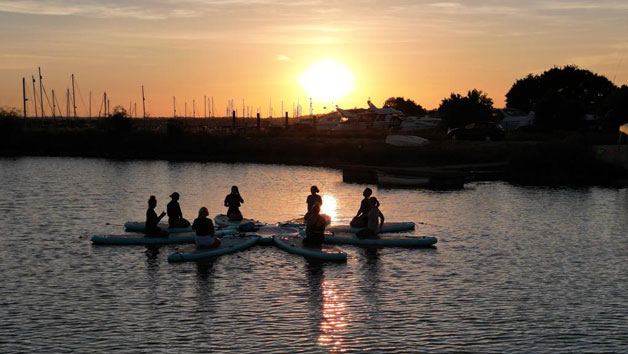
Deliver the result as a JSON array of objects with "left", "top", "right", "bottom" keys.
[
  {"left": 168, "top": 235, "right": 259, "bottom": 262},
  {"left": 91, "top": 229, "right": 238, "bottom": 246},
  {"left": 329, "top": 222, "right": 415, "bottom": 234},
  {"left": 214, "top": 214, "right": 261, "bottom": 227},
  {"left": 256, "top": 225, "right": 299, "bottom": 246},
  {"left": 124, "top": 221, "right": 192, "bottom": 234},
  {"left": 273, "top": 235, "right": 347, "bottom": 262},
  {"left": 325, "top": 233, "right": 437, "bottom": 247}
]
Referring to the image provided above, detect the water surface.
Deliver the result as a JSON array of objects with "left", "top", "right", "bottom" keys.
[{"left": 1, "top": 157, "right": 627, "bottom": 352}]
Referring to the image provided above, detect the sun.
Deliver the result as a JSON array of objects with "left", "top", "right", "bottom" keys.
[{"left": 299, "top": 59, "right": 355, "bottom": 103}]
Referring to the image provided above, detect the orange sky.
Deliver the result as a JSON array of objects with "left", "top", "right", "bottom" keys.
[{"left": 1, "top": 0, "right": 627, "bottom": 117}]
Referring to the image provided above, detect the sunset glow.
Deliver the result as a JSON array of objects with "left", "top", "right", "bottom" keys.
[
  {"left": 299, "top": 60, "right": 355, "bottom": 103},
  {"left": 0, "top": 1, "right": 627, "bottom": 115},
  {"left": 321, "top": 194, "right": 338, "bottom": 223}
]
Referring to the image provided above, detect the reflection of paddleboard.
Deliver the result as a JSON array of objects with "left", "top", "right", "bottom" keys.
[
  {"left": 325, "top": 233, "right": 437, "bottom": 248},
  {"left": 124, "top": 221, "right": 192, "bottom": 234},
  {"left": 330, "top": 222, "right": 416, "bottom": 234},
  {"left": 273, "top": 235, "right": 347, "bottom": 262},
  {"left": 91, "top": 229, "right": 238, "bottom": 246},
  {"left": 214, "top": 214, "right": 260, "bottom": 227},
  {"left": 168, "top": 236, "right": 259, "bottom": 262}
]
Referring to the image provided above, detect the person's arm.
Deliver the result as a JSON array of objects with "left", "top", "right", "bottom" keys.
[
  {"left": 157, "top": 211, "right": 166, "bottom": 222},
  {"left": 378, "top": 210, "right": 385, "bottom": 230},
  {"left": 191, "top": 219, "right": 197, "bottom": 230},
  {"left": 177, "top": 204, "right": 183, "bottom": 219},
  {"left": 239, "top": 195, "right": 244, "bottom": 203},
  {"left": 209, "top": 220, "right": 215, "bottom": 237},
  {"left": 224, "top": 196, "right": 229, "bottom": 207}
]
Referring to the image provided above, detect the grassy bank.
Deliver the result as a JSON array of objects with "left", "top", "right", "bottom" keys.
[{"left": 0, "top": 117, "right": 624, "bottom": 186}]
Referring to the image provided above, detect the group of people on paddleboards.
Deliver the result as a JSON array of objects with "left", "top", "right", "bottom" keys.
[
  {"left": 145, "top": 184, "right": 384, "bottom": 249},
  {"left": 303, "top": 186, "right": 385, "bottom": 246},
  {"left": 145, "top": 186, "right": 246, "bottom": 249}
]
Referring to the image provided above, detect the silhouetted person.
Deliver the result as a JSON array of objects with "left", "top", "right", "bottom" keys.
[
  {"left": 146, "top": 195, "right": 168, "bottom": 237},
  {"left": 224, "top": 186, "right": 244, "bottom": 221},
  {"left": 192, "top": 207, "right": 221, "bottom": 249},
  {"left": 167, "top": 192, "right": 191, "bottom": 228},
  {"left": 306, "top": 185, "right": 323, "bottom": 213},
  {"left": 303, "top": 204, "right": 331, "bottom": 247},
  {"left": 356, "top": 197, "right": 384, "bottom": 238},
  {"left": 350, "top": 187, "right": 372, "bottom": 228}
]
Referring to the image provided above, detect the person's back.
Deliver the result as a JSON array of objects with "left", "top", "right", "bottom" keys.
[
  {"left": 306, "top": 186, "right": 322, "bottom": 213},
  {"left": 167, "top": 192, "right": 190, "bottom": 228},
  {"left": 304, "top": 204, "right": 330, "bottom": 246},
  {"left": 367, "top": 207, "right": 384, "bottom": 232},
  {"left": 357, "top": 197, "right": 384, "bottom": 238},
  {"left": 193, "top": 207, "right": 220, "bottom": 249}
]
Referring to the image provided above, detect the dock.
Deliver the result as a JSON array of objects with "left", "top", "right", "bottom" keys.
[{"left": 341, "top": 162, "right": 508, "bottom": 189}]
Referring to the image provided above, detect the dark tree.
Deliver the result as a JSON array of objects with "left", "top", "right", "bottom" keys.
[
  {"left": 505, "top": 74, "right": 540, "bottom": 112},
  {"left": 107, "top": 105, "right": 132, "bottom": 133},
  {"left": 438, "top": 89, "right": 494, "bottom": 128},
  {"left": 505, "top": 65, "right": 617, "bottom": 130},
  {"left": 383, "top": 97, "right": 426, "bottom": 116},
  {"left": 601, "top": 85, "right": 628, "bottom": 130},
  {"left": 111, "top": 105, "right": 128, "bottom": 119},
  {"left": 0, "top": 106, "right": 22, "bottom": 139}
]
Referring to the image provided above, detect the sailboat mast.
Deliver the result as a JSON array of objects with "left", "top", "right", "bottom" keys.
[
  {"left": 173, "top": 96, "right": 176, "bottom": 117},
  {"left": 71, "top": 74, "right": 77, "bottom": 118},
  {"left": 204, "top": 95, "right": 207, "bottom": 118},
  {"left": 38, "top": 67, "right": 44, "bottom": 118},
  {"left": 22, "top": 77, "right": 27, "bottom": 118},
  {"left": 52, "top": 90, "right": 56, "bottom": 118},
  {"left": 89, "top": 91, "right": 92, "bottom": 118},
  {"left": 141, "top": 85, "right": 146, "bottom": 119},
  {"left": 66, "top": 89, "right": 70, "bottom": 118},
  {"left": 31, "top": 76, "right": 38, "bottom": 118}
]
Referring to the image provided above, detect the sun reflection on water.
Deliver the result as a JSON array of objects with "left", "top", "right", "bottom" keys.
[
  {"left": 321, "top": 194, "right": 337, "bottom": 223},
  {"left": 318, "top": 281, "right": 348, "bottom": 352}
]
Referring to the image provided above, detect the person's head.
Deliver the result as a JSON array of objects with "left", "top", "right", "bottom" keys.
[
  {"left": 369, "top": 196, "right": 380, "bottom": 208},
  {"left": 231, "top": 186, "right": 239, "bottom": 194},
  {"left": 311, "top": 203, "right": 321, "bottom": 215},
  {"left": 363, "top": 188, "right": 373, "bottom": 198},
  {"left": 310, "top": 185, "right": 319, "bottom": 194},
  {"left": 170, "top": 192, "right": 180, "bottom": 201},
  {"left": 198, "top": 207, "right": 209, "bottom": 218},
  {"left": 148, "top": 195, "right": 157, "bottom": 208}
]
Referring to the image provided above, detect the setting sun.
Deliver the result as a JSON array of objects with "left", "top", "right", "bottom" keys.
[{"left": 299, "top": 59, "right": 355, "bottom": 104}]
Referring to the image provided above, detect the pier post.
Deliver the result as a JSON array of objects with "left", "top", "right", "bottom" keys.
[
  {"left": 285, "top": 112, "right": 289, "bottom": 128},
  {"left": 256, "top": 112, "right": 260, "bottom": 131},
  {"left": 232, "top": 110, "right": 236, "bottom": 130}
]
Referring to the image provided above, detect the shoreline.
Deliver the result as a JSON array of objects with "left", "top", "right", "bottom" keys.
[{"left": 1, "top": 127, "right": 625, "bottom": 187}]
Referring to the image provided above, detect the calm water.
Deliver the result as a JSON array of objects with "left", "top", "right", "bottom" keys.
[{"left": 1, "top": 157, "right": 628, "bottom": 353}]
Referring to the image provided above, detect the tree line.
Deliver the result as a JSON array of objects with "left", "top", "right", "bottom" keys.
[{"left": 383, "top": 65, "right": 628, "bottom": 130}]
